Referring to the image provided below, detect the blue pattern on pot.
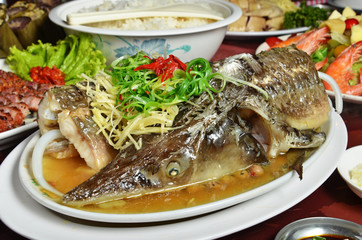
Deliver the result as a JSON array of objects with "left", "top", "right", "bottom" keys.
[{"left": 93, "top": 35, "right": 191, "bottom": 60}]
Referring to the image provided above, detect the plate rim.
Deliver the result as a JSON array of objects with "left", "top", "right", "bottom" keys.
[{"left": 0, "top": 121, "right": 38, "bottom": 140}]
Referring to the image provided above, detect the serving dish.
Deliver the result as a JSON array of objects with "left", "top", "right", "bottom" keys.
[
  {"left": 16, "top": 96, "right": 339, "bottom": 224},
  {"left": 338, "top": 145, "right": 362, "bottom": 198},
  {"left": 275, "top": 217, "right": 362, "bottom": 240},
  {"left": 0, "top": 111, "right": 347, "bottom": 240},
  {"left": 49, "top": 0, "right": 241, "bottom": 63},
  {"left": 255, "top": 36, "right": 362, "bottom": 104},
  {"left": 0, "top": 59, "right": 38, "bottom": 150}
]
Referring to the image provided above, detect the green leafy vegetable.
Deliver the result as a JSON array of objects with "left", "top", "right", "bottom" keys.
[
  {"left": 6, "top": 33, "right": 106, "bottom": 84},
  {"left": 311, "top": 46, "right": 328, "bottom": 62},
  {"left": 283, "top": 2, "right": 330, "bottom": 29}
]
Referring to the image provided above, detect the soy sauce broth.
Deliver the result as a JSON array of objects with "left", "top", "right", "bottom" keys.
[
  {"left": 40, "top": 149, "right": 313, "bottom": 214},
  {"left": 299, "top": 234, "right": 357, "bottom": 240}
]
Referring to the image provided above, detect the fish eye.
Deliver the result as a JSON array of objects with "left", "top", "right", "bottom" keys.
[{"left": 166, "top": 161, "right": 181, "bottom": 177}]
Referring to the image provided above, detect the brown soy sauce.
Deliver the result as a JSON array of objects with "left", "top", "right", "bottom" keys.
[{"left": 299, "top": 234, "right": 357, "bottom": 240}]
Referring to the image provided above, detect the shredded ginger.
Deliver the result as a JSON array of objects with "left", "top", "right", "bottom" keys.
[{"left": 77, "top": 72, "right": 179, "bottom": 150}]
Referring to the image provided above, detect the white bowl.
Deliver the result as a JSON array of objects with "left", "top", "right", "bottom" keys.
[
  {"left": 337, "top": 145, "right": 362, "bottom": 198},
  {"left": 49, "top": 0, "right": 242, "bottom": 64}
]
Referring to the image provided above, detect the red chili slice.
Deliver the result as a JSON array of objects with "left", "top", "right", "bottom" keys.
[{"left": 134, "top": 55, "right": 187, "bottom": 82}]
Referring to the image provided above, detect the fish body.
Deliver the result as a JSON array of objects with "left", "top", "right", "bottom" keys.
[
  {"left": 55, "top": 47, "right": 331, "bottom": 206},
  {"left": 213, "top": 47, "right": 330, "bottom": 157},
  {"left": 37, "top": 85, "right": 118, "bottom": 170}
]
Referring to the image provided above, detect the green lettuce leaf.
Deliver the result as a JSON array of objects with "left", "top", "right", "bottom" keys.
[{"left": 6, "top": 33, "right": 106, "bottom": 84}]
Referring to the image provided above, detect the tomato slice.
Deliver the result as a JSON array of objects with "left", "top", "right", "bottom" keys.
[
  {"left": 265, "top": 37, "right": 283, "bottom": 48},
  {"left": 345, "top": 18, "right": 359, "bottom": 30}
]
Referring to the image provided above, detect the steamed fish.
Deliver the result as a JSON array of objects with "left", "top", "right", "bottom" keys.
[
  {"left": 37, "top": 85, "right": 118, "bottom": 170},
  {"left": 38, "top": 46, "right": 330, "bottom": 207}
]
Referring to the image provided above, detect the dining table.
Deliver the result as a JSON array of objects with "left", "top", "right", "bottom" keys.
[{"left": 1, "top": 36, "right": 361, "bottom": 240}]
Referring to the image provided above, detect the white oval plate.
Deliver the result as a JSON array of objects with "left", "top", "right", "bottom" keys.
[
  {"left": 255, "top": 36, "right": 362, "bottom": 104},
  {"left": 0, "top": 111, "right": 347, "bottom": 240},
  {"left": 16, "top": 107, "right": 336, "bottom": 223},
  {"left": 0, "top": 59, "right": 38, "bottom": 150},
  {"left": 226, "top": 27, "right": 309, "bottom": 39}
]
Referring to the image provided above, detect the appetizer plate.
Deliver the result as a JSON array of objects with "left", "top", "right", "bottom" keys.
[
  {"left": 0, "top": 111, "right": 347, "bottom": 240},
  {"left": 225, "top": 27, "right": 309, "bottom": 39},
  {"left": 255, "top": 37, "right": 362, "bottom": 104},
  {"left": 16, "top": 107, "right": 337, "bottom": 224},
  {"left": 0, "top": 59, "right": 38, "bottom": 150}
]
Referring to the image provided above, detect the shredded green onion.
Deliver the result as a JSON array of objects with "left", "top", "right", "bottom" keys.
[
  {"left": 108, "top": 53, "right": 225, "bottom": 120},
  {"left": 108, "top": 53, "right": 268, "bottom": 120}
]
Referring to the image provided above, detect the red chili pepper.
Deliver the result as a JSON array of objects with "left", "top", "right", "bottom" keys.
[
  {"left": 134, "top": 55, "right": 187, "bottom": 82},
  {"left": 29, "top": 66, "right": 65, "bottom": 85}
]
